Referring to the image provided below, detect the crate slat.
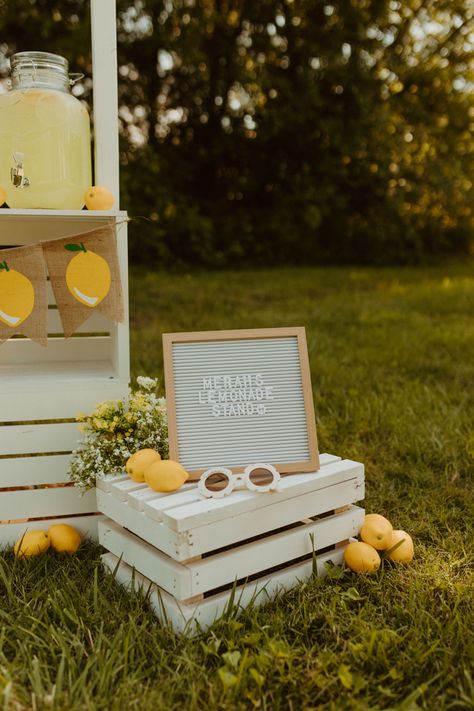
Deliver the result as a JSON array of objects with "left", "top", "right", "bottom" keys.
[
  {"left": 99, "top": 506, "right": 364, "bottom": 600},
  {"left": 0, "top": 422, "right": 80, "bottom": 455},
  {"left": 0, "top": 487, "right": 97, "bottom": 520},
  {"left": 102, "top": 544, "right": 347, "bottom": 635},
  {"left": 0, "top": 513, "right": 105, "bottom": 547},
  {"left": 46, "top": 309, "right": 110, "bottom": 334},
  {"left": 0, "top": 454, "right": 72, "bottom": 487},
  {"left": 0, "top": 337, "right": 112, "bottom": 366},
  {"left": 0, "top": 379, "right": 127, "bottom": 421}
]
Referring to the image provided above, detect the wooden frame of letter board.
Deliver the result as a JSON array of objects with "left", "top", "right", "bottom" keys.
[{"left": 163, "top": 327, "right": 320, "bottom": 479}]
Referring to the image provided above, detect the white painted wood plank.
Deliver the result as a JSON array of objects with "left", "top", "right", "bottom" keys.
[
  {"left": 91, "top": 0, "right": 120, "bottom": 201},
  {"left": 97, "top": 473, "right": 365, "bottom": 561},
  {"left": 99, "top": 519, "right": 190, "bottom": 598},
  {"left": 0, "top": 422, "right": 81, "bottom": 456},
  {"left": 47, "top": 309, "right": 110, "bottom": 334},
  {"left": 0, "top": 379, "right": 127, "bottom": 421},
  {"left": 96, "top": 473, "right": 129, "bottom": 493},
  {"left": 0, "top": 487, "right": 97, "bottom": 520},
  {"left": 99, "top": 507, "right": 364, "bottom": 600},
  {"left": 0, "top": 454, "right": 72, "bottom": 487},
  {"left": 158, "top": 459, "right": 363, "bottom": 532},
  {"left": 0, "top": 210, "right": 127, "bottom": 245},
  {"left": 110, "top": 480, "right": 148, "bottom": 501},
  {"left": 96, "top": 488, "right": 182, "bottom": 560},
  {"left": 0, "top": 513, "right": 104, "bottom": 547},
  {"left": 101, "top": 545, "right": 346, "bottom": 635},
  {"left": 110, "top": 222, "right": 130, "bottom": 382},
  {"left": 126, "top": 482, "right": 196, "bottom": 511},
  {"left": 0, "top": 336, "right": 112, "bottom": 366}
]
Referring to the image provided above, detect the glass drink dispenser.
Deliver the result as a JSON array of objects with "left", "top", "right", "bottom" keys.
[{"left": 0, "top": 51, "right": 92, "bottom": 209}]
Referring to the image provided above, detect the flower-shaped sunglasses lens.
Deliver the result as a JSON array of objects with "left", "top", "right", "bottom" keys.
[
  {"left": 198, "top": 467, "right": 233, "bottom": 498},
  {"left": 244, "top": 463, "right": 280, "bottom": 492}
]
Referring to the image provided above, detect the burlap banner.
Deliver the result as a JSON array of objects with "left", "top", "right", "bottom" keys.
[
  {"left": 0, "top": 243, "right": 48, "bottom": 346},
  {"left": 42, "top": 225, "right": 125, "bottom": 338}
]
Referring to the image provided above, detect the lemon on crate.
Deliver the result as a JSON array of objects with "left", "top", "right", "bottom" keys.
[
  {"left": 48, "top": 524, "right": 81, "bottom": 554},
  {"left": 344, "top": 541, "right": 381, "bottom": 574},
  {"left": 84, "top": 185, "right": 114, "bottom": 210},
  {"left": 359, "top": 513, "right": 393, "bottom": 550},
  {"left": 144, "top": 460, "right": 189, "bottom": 493},
  {"left": 126, "top": 448, "right": 161, "bottom": 482},
  {"left": 64, "top": 242, "right": 111, "bottom": 307},
  {"left": 385, "top": 530, "right": 414, "bottom": 563},
  {"left": 14, "top": 530, "right": 50, "bottom": 558}
]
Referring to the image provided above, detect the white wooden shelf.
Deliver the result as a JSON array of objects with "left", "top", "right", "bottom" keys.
[
  {"left": 0, "top": 209, "right": 128, "bottom": 244},
  {"left": 0, "top": 359, "right": 119, "bottom": 383}
]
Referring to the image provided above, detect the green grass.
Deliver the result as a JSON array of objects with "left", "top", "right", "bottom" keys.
[{"left": 1, "top": 263, "right": 474, "bottom": 710}]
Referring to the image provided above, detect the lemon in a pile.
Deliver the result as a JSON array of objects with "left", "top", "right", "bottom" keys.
[
  {"left": 144, "top": 460, "right": 189, "bottom": 492},
  {"left": 359, "top": 513, "right": 393, "bottom": 550},
  {"left": 14, "top": 530, "right": 50, "bottom": 558},
  {"left": 386, "top": 530, "right": 414, "bottom": 563},
  {"left": 344, "top": 541, "right": 381, "bottom": 574},
  {"left": 126, "top": 448, "right": 161, "bottom": 482},
  {"left": 48, "top": 524, "right": 81, "bottom": 554}
]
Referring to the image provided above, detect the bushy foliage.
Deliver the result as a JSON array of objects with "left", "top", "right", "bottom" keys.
[{"left": 0, "top": 0, "right": 472, "bottom": 264}]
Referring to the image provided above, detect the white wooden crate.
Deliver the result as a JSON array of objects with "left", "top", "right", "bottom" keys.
[
  {"left": 97, "top": 453, "right": 365, "bottom": 634},
  {"left": 0, "top": 1, "right": 128, "bottom": 546}
]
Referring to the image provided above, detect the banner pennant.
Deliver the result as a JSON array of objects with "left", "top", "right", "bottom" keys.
[
  {"left": 0, "top": 243, "right": 48, "bottom": 346},
  {"left": 42, "top": 225, "right": 125, "bottom": 338}
]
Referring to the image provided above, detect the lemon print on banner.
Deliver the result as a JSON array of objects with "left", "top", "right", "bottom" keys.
[
  {"left": 0, "top": 260, "right": 35, "bottom": 327},
  {"left": 65, "top": 242, "right": 111, "bottom": 307}
]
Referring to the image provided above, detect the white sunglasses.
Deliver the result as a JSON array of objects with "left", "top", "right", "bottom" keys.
[{"left": 198, "top": 463, "right": 281, "bottom": 499}]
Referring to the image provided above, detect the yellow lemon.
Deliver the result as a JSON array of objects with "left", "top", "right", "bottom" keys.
[
  {"left": 65, "top": 242, "right": 111, "bottom": 307},
  {"left": 14, "top": 530, "right": 50, "bottom": 558},
  {"left": 0, "top": 261, "right": 35, "bottom": 327},
  {"left": 48, "top": 524, "right": 81, "bottom": 554},
  {"left": 344, "top": 541, "right": 381, "bottom": 574},
  {"left": 359, "top": 513, "right": 393, "bottom": 550},
  {"left": 144, "top": 459, "right": 189, "bottom": 493},
  {"left": 126, "top": 448, "right": 161, "bottom": 482},
  {"left": 84, "top": 186, "right": 114, "bottom": 210},
  {"left": 385, "top": 530, "right": 414, "bottom": 563},
  {"left": 0, "top": 186, "right": 7, "bottom": 205}
]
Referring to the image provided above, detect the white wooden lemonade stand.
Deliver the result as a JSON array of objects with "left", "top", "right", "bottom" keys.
[
  {"left": 0, "top": 0, "right": 128, "bottom": 544},
  {"left": 0, "top": 3, "right": 365, "bottom": 634}
]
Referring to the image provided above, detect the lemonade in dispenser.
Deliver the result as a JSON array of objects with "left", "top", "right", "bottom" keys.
[{"left": 0, "top": 51, "right": 92, "bottom": 209}]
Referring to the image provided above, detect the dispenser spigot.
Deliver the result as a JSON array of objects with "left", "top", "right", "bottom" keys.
[{"left": 11, "top": 152, "right": 30, "bottom": 188}]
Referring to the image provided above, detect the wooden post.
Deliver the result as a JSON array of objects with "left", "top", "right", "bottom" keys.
[{"left": 90, "top": 0, "right": 120, "bottom": 204}]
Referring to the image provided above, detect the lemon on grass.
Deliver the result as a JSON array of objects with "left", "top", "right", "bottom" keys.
[
  {"left": 14, "top": 530, "right": 50, "bottom": 558},
  {"left": 0, "top": 260, "right": 35, "bottom": 327},
  {"left": 385, "top": 530, "right": 414, "bottom": 563},
  {"left": 144, "top": 460, "right": 189, "bottom": 493},
  {"left": 359, "top": 513, "right": 393, "bottom": 550},
  {"left": 126, "top": 448, "right": 161, "bottom": 482},
  {"left": 48, "top": 524, "right": 81, "bottom": 554},
  {"left": 84, "top": 186, "right": 114, "bottom": 210},
  {"left": 65, "top": 242, "right": 111, "bottom": 307},
  {"left": 344, "top": 541, "right": 381, "bottom": 574}
]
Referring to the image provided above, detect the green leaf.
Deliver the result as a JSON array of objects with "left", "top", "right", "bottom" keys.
[
  {"left": 218, "top": 667, "right": 238, "bottom": 688},
  {"left": 65, "top": 243, "right": 86, "bottom": 252},
  {"left": 338, "top": 664, "right": 353, "bottom": 689},
  {"left": 0, "top": 261, "right": 9, "bottom": 271},
  {"left": 222, "top": 650, "right": 241, "bottom": 669},
  {"left": 249, "top": 668, "right": 265, "bottom": 688}
]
